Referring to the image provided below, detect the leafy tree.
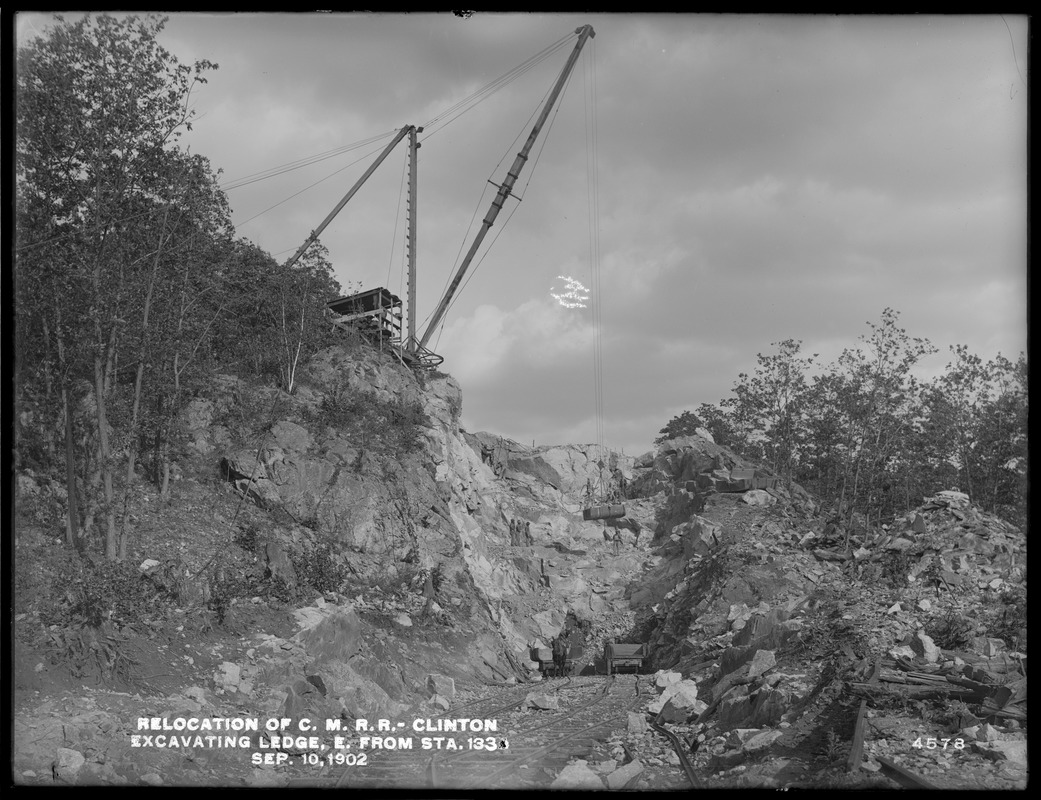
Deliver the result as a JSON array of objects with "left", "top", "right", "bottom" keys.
[
  {"left": 923, "top": 348, "right": 1027, "bottom": 521},
  {"left": 654, "top": 410, "right": 703, "bottom": 445},
  {"left": 832, "top": 309, "right": 935, "bottom": 526},
  {"left": 16, "top": 14, "right": 222, "bottom": 559},
  {"left": 666, "top": 310, "right": 1024, "bottom": 533},
  {"left": 694, "top": 403, "right": 739, "bottom": 449},
  {"left": 270, "top": 240, "right": 341, "bottom": 394},
  {"left": 729, "top": 339, "right": 817, "bottom": 484}
]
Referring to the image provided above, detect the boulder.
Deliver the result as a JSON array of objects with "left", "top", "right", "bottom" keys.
[
  {"left": 748, "top": 687, "right": 788, "bottom": 728},
  {"left": 551, "top": 760, "right": 605, "bottom": 790},
  {"left": 426, "top": 674, "right": 456, "bottom": 700},
  {"left": 973, "top": 740, "right": 1027, "bottom": 769},
  {"left": 743, "top": 729, "right": 783, "bottom": 755},
  {"left": 52, "top": 748, "right": 85, "bottom": 783},
  {"left": 627, "top": 712, "right": 648, "bottom": 735},
  {"left": 654, "top": 680, "right": 700, "bottom": 723},
  {"left": 269, "top": 420, "right": 313, "bottom": 454},
  {"left": 910, "top": 631, "right": 940, "bottom": 663},
  {"left": 742, "top": 490, "right": 776, "bottom": 507},
  {"left": 281, "top": 679, "right": 342, "bottom": 744},
  {"left": 215, "top": 662, "right": 241, "bottom": 692},
  {"left": 523, "top": 693, "right": 559, "bottom": 711},
  {"left": 265, "top": 542, "right": 298, "bottom": 587},
  {"left": 747, "top": 650, "right": 776, "bottom": 679},
  {"left": 429, "top": 694, "right": 451, "bottom": 711},
  {"left": 605, "top": 759, "right": 643, "bottom": 789},
  {"left": 653, "top": 670, "right": 683, "bottom": 689}
]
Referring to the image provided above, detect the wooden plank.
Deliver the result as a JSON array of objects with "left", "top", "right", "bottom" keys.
[
  {"left": 849, "top": 684, "right": 982, "bottom": 702},
  {"left": 876, "top": 755, "right": 941, "bottom": 789},
  {"left": 846, "top": 698, "right": 868, "bottom": 772}
]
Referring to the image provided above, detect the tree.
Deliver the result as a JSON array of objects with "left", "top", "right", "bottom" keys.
[
  {"left": 923, "top": 348, "right": 1027, "bottom": 521},
  {"left": 729, "top": 339, "right": 817, "bottom": 484},
  {"left": 271, "top": 240, "right": 341, "bottom": 394},
  {"left": 830, "top": 309, "right": 936, "bottom": 527},
  {"left": 654, "top": 410, "right": 703, "bottom": 445},
  {"left": 16, "top": 14, "right": 222, "bottom": 559},
  {"left": 694, "top": 403, "right": 739, "bottom": 449}
]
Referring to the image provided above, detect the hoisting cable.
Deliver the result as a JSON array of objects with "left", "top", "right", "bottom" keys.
[
  {"left": 419, "top": 32, "right": 574, "bottom": 141},
  {"left": 421, "top": 83, "right": 559, "bottom": 339},
  {"left": 584, "top": 36, "right": 608, "bottom": 499},
  {"left": 230, "top": 30, "right": 577, "bottom": 251},
  {"left": 420, "top": 41, "right": 583, "bottom": 346},
  {"left": 235, "top": 136, "right": 402, "bottom": 230},
  {"left": 220, "top": 129, "right": 398, "bottom": 191},
  {"left": 418, "top": 35, "right": 578, "bottom": 336}
]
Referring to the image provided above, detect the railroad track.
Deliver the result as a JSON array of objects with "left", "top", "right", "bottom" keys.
[
  {"left": 290, "top": 674, "right": 643, "bottom": 790},
  {"left": 649, "top": 719, "right": 702, "bottom": 788}
]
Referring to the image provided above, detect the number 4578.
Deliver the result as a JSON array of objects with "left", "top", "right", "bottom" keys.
[{"left": 912, "top": 737, "right": 965, "bottom": 750}]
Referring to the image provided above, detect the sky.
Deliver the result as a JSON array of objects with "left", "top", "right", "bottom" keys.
[{"left": 16, "top": 13, "right": 1029, "bottom": 456}]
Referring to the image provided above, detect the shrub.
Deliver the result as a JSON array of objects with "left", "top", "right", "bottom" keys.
[
  {"left": 308, "top": 383, "right": 431, "bottom": 458},
  {"left": 38, "top": 555, "right": 171, "bottom": 630},
  {"left": 293, "top": 541, "right": 348, "bottom": 595},
  {"left": 925, "top": 608, "right": 974, "bottom": 651}
]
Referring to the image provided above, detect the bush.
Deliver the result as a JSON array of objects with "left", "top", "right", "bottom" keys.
[
  {"left": 38, "top": 554, "right": 171, "bottom": 630},
  {"left": 986, "top": 586, "right": 1026, "bottom": 650},
  {"left": 293, "top": 541, "right": 348, "bottom": 595},
  {"left": 307, "top": 383, "right": 430, "bottom": 457},
  {"left": 925, "top": 608, "right": 975, "bottom": 650}
]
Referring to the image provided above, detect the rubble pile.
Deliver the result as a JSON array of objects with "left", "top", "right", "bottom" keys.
[{"left": 625, "top": 435, "right": 1027, "bottom": 789}]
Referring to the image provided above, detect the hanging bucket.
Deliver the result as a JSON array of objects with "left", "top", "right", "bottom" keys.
[{"left": 583, "top": 504, "right": 626, "bottom": 521}]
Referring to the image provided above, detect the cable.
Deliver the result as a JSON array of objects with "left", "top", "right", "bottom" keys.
[
  {"left": 235, "top": 137, "right": 399, "bottom": 229},
  {"left": 583, "top": 37, "right": 607, "bottom": 495},
  {"left": 423, "top": 33, "right": 585, "bottom": 346},
  {"left": 220, "top": 130, "right": 398, "bottom": 191},
  {"left": 419, "top": 33, "right": 573, "bottom": 142}
]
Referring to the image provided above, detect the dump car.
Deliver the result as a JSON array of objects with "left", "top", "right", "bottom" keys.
[
  {"left": 604, "top": 642, "right": 646, "bottom": 675},
  {"left": 530, "top": 644, "right": 585, "bottom": 677}
]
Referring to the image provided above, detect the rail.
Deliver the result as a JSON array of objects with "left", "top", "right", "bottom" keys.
[{"left": 649, "top": 719, "right": 703, "bottom": 788}]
